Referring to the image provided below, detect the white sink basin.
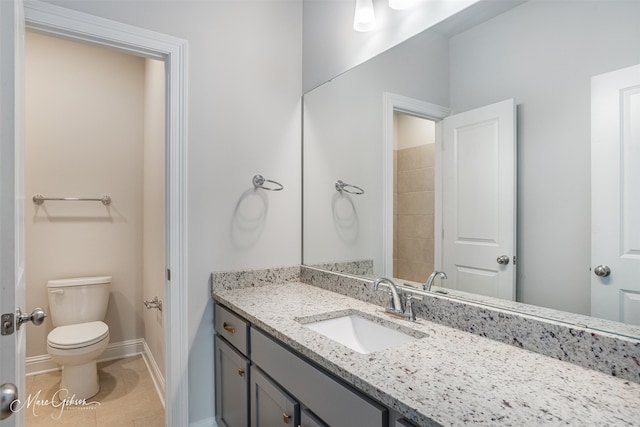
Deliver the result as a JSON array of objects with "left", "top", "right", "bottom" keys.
[{"left": 303, "top": 313, "right": 419, "bottom": 354}]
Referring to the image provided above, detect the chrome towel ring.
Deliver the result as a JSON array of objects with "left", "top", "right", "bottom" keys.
[
  {"left": 335, "top": 180, "right": 364, "bottom": 195},
  {"left": 253, "top": 174, "right": 284, "bottom": 191}
]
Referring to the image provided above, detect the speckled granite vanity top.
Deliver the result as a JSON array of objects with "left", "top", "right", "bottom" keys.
[{"left": 213, "top": 281, "right": 640, "bottom": 426}]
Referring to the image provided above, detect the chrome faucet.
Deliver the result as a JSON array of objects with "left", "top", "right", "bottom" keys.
[
  {"left": 371, "top": 277, "right": 403, "bottom": 315},
  {"left": 424, "top": 271, "right": 447, "bottom": 291}
]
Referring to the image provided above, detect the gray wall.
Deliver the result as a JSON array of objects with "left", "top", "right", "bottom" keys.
[
  {"left": 450, "top": 0, "right": 640, "bottom": 314},
  {"left": 303, "top": 28, "right": 450, "bottom": 271}
]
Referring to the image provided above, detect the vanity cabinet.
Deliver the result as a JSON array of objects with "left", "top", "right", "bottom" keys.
[{"left": 215, "top": 302, "right": 394, "bottom": 427}]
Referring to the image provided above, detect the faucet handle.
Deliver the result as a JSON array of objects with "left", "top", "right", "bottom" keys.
[{"left": 404, "top": 294, "right": 422, "bottom": 322}]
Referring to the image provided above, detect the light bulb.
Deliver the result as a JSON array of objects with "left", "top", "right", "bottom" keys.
[
  {"left": 353, "top": 0, "right": 376, "bottom": 32},
  {"left": 389, "top": 0, "right": 412, "bottom": 10}
]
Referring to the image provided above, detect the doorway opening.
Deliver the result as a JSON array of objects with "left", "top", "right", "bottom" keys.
[
  {"left": 24, "top": 30, "right": 166, "bottom": 425},
  {"left": 382, "top": 92, "right": 450, "bottom": 280},
  {"left": 17, "top": 2, "right": 189, "bottom": 426},
  {"left": 392, "top": 112, "right": 437, "bottom": 283}
]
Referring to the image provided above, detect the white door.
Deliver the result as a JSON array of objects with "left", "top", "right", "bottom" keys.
[
  {"left": 0, "top": 0, "right": 26, "bottom": 425},
  {"left": 441, "top": 99, "right": 516, "bottom": 300},
  {"left": 591, "top": 64, "right": 640, "bottom": 325}
]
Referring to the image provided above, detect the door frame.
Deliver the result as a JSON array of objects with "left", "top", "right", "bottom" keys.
[
  {"left": 1, "top": 0, "right": 26, "bottom": 425},
  {"left": 23, "top": 1, "right": 189, "bottom": 426},
  {"left": 382, "top": 92, "right": 450, "bottom": 277}
]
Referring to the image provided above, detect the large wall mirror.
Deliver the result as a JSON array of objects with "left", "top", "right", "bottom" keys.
[{"left": 302, "top": 0, "right": 640, "bottom": 335}]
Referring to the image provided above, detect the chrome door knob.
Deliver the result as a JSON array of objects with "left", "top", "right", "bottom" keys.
[
  {"left": 594, "top": 265, "right": 611, "bottom": 277},
  {"left": 1, "top": 383, "right": 18, "bottom": 420},
  {"left": 496, "top": 255, "right": 510, "bottom": 265},
  {"left": 15, "top": 307, "right": 47, "bottom": 330}
]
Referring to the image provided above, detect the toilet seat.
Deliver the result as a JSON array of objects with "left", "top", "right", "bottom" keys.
[{"left": 47, "top": 321, "right": 109, "bottom": 350}]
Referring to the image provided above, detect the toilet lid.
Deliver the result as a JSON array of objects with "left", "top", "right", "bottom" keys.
[{"left": 47, "top": 321, "right": 109, "bottom": 349}]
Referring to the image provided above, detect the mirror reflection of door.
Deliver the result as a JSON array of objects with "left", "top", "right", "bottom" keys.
[
  {"left": 441, "top": 99, "right": 517, "bottom": 300},
  {"left": 591, "top": 63, "right": 640, "bottom": 325},
  {"left": 392, "top": 100, "right": 517, "bottom": 300}
]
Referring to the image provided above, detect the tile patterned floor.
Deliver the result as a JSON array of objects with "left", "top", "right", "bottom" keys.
[{"left": 25, "top": 355, "right": 165, "bottom": 427}]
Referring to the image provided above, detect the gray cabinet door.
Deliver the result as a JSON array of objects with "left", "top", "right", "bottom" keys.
[
  {"left": 301, "top": 408, "right": 328, "bottom": 427},
  {"left": 251, "top": 366, "right": 299, "bottom": 427},
  {"left": 215, "top": 336, "right": 250, "bottom": 427}
]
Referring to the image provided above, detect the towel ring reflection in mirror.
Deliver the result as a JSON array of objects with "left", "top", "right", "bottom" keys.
[
  {"left": 253, "top": 174, "right": 284, "bottom": 191},
  {"left": 335, "top": 180, "right": 365, "bottom": 195}
]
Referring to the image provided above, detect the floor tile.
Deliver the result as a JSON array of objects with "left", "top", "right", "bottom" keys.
[{"left": 25, "top": 355, "right": 164, "bottom": 427}]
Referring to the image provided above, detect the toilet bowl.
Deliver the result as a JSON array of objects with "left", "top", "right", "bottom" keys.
[
  {"left": 47, "top": 321, "right": 110, "bottom": 399},
  {"left": 46, "top": 276, "right": 111, "bottom": 400}
]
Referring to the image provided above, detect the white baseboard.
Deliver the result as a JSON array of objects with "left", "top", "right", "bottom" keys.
[
  {"left": 24, "top": 353, "right": 59, "bottom": 376},
  {"left": 100, "top": 338, "right": 146, "bottom": 363},
  {"left": 141, "top": 340, "right": 166, "bottom": 406},
  {"left": 26, "top": 338, "right": 145, "bottom": 375},
  {"left": 190, "top": 417, "right": 217, "bottom": 427},
  {"left": 26, "top": 338, "right": 165, "bottom": 407}
]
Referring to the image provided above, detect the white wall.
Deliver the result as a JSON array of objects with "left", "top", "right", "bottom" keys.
[
  {"left": 395, "top": 113, "right": 435, "bottom": 150},
  {"left": 303, "top": 28, "right": 449, "bottom": 271},
  {"left": 42, "top": 1, "right": 303, "bottom": 424},
  {"left": 302, "top": 0, "right": 479, "bottom": 92},
  {"left": 25, "top": 31, "right": 146, "bottom": 357},
  {"left": 449, "top": 0, "right": 640, "bottom": 314}
]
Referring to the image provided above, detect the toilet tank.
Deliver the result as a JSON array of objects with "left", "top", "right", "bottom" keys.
[{"left": 47, "top": 276, "right": 111, "bottom": 327}]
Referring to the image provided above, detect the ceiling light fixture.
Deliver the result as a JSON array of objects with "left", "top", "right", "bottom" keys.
[
  {"left": 353, "top": 0, "right": 376, "bottom": 32},
  {"left": 388, "top": 0, "right": 412, "bottom": 10}
]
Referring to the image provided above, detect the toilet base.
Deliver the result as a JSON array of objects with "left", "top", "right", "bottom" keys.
[{"left": 60, "top": 360, "right": 99, "bottom": 401}]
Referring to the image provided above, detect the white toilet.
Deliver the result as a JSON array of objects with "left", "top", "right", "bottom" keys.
[{"left": 46, "top": 276, "right": 111, "bottom": 400}]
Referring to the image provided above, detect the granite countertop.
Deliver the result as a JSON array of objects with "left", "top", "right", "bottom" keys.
[{"left": 213, "top": 281, "right": 640, "bottom": 426}]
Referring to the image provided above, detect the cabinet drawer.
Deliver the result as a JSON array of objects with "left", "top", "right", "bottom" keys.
[
  {"left": 215, "top": 304, "right": 249, "bottom": 355},
  {"left": 251, "top": 328, "right": 387, "bottom": 427}
]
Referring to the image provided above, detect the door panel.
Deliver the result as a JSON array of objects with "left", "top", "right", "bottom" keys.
[
  {"left": 455, "top": 120, "right": 500, "bottom": 241},
  {"left": 442, "top": 99, "right": 516, "bottom": 300},
  {"left": 456, "top": 266, "right": 499, "bottom": 296},
  {"left": 591, "top": 63, "right": 640, "bottom": 324}
]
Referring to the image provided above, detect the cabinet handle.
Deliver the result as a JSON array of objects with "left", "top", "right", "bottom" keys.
[
  {"left": 238, "top": 368, "right": 245, "bottom": 377},
  {"left": 223, "top": 322, "right": 235, "bottom": 334},
  {"left": 283, "top": 412, "right": 291, "bottom": 424}
]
